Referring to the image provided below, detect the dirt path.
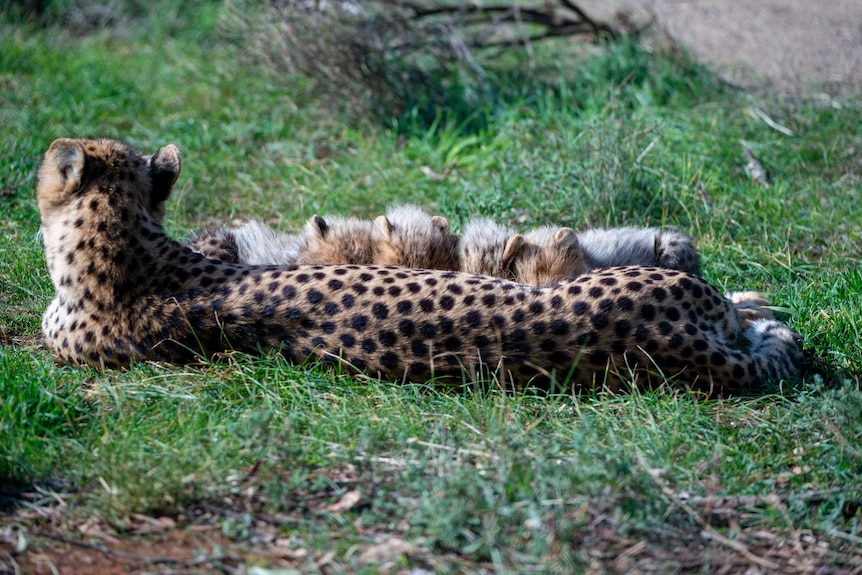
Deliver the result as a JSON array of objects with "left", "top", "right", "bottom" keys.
[{"left": 585, "top": 0, "right": 862, "bottom": 95}]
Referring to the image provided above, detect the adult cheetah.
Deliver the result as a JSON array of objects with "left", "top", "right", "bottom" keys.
[{"left": 38, "top": 138, "right": 802, "bottom": 394}]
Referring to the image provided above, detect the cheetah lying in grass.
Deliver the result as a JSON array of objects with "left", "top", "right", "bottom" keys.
[{"left": 38, "top": 138, "right": 802, "bottom": 394}]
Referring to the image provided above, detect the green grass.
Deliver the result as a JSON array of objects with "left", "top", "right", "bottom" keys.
[{"left": 1, "top": 5, "right": 861, "bottom": 572}]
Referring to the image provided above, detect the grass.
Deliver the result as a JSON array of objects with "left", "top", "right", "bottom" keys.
[{"left": 1, "top": 3, "right": 861, "bottom": 572}]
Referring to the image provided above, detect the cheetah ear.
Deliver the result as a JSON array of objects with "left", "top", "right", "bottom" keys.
[
  {"left": 555, "top": 227, "right": 579, "bottom": 250},
  {"left": 431, "top": 215, "right": 450, "bottom": 233},
  {"left": 306, "top": 215, "right": 329, "bottom": 239},
  {"left": 501, "top": 234, "right": 526, "bottom": 269},
  {"left": 46, "top": 138, "right": 86, "bottom": 193},
  {"left": 148, "top": 144, "right": 181, "bottom": 207},
  {"left": 372, "top": 215, "right": 394, "bottom": 242}
]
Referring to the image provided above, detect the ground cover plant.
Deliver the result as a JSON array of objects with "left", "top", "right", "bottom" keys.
[{"left": 1, "top": 2, "right": 861, "bottom": 573}]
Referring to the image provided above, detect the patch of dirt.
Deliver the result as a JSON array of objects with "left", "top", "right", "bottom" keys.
[
  {"left": 2, "top": 468, "right": 861, "bottom": 574},
  {"left": 0, "top": 325, "right": 42, "bottom": 348},
  {"left": 1, "top": 528, "right": 254, "bottom": 575},
  {"left": 583, "top": 0, "right": 862, "bottom": 96}
]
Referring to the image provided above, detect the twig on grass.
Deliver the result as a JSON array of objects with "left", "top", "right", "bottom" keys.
[
  {"left": 41, "top": 534, "right": 239, "bottom": 569},
  {"left": 747, "top": 107, "right": 795, "bottom": 136},
  {"left": 741, "top": 142, "right": 770, "bottom": 187},
  {"left": 637, "top": 454, "right": 788, "bottom": 573}
]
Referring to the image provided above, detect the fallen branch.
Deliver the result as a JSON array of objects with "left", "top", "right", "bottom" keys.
[
  {"left": 41, "top": 533, "right": 239, "bottom": 568},
  {"left": 741, "top": 142, "right": 770, "bottom": 186},
  {"left": 400, "top": 0, "right": 618, "bottom": 42},
  {"left": 637, "top": 455, "right": 791, "bottom": 573},
  {"left": 229, "top": 0, "right": 622, "bottom": 119}
]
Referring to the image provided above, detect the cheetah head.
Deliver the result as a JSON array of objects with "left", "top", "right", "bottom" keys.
[
  {"left": 37, "top": 138, "right": 181, "bottom": 288},
  {"left": 37, "top": 138, "right": 181, "bottom": 229},
  {"left": 372, "top": 205, "right": 460, "bottom": 270},
  {"left": 300, "top": 214, "right": 375, "bottom": 265},
  {"left": 458, "top": 218, "right": 524, "bottom": 280}
]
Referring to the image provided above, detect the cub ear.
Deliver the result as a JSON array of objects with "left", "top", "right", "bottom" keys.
[
  {"left": 372, "top": 215, "right": 394, "bottom": 242},
  {"left": 431, "top": 215, "right": 450, "bottom": 233},
  {"left": 555, "top": 227, "right": 579, "bottom": 250},
  {"left": 501, "top": 234, "right": 526, "bottom": 269},
  {"left": 46, "top": 138, "right": 87, "bottom": 193},
  {"left": 306, "top": 215, "right": 329, "bottom": 239},
  {"left": 148, "top": 144, "right": 181, "bottom": 207}
]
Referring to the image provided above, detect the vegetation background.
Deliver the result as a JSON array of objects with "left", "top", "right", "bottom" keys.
[{"left": 1, "top": 0, "right": 860, "bottom": 572}]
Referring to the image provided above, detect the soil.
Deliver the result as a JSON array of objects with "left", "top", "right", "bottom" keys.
[{"left": 583, "top": 0, "right": 862, "bottom": 96}]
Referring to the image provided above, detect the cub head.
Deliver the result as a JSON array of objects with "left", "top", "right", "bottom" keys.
[
  {"left": 510, "top": 226, "right": 586, "bottom": 287},
  {"left": 298, "top": 214, "right": 375, "bottom": 265},
  {"left": 372, "top": 204, "right": 460, "bottom": 270},
  {"left": 458, "top": 218, "right": 523, "bottom": 280}
]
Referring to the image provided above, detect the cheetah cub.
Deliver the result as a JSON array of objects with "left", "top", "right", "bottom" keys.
[
  {"left": 184, "top": 220, "right": 304, "bottom": 265},
  {"left": 38, "top": 138, "right": 803, "bottom": 396},
  {"left": 458, "top": 218, "right": 523, "bottom": 279},
  {"left": 512, "top": 225, "right": 590, "bottom": 287},
  {"left": 577, "top": 227, "right": 700, "bottom": 275},
  {"left": 457, "top": 220, "right": 588, "bottom": 287},
  {"left": 185, "top": 225, "right": 240, "bottom": 263},
  {"left": 371, "top": 204, "right": 460, "bottom": 270},
  {"left": 295, "top": 214, "right": 375, "bottom": 265}
]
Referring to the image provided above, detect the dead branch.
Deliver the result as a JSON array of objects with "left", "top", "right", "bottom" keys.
[
  {"left": 41, "top": 533, "right": 239, "bottom": 568},
  {"left": 227, "top": 0, "right": 621, "bottom": 120}
]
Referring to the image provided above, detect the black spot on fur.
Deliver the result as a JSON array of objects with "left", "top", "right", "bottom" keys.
[
  {"left": 550, "top": 320, "right": 569, "bottom": 335},
  {"left": 641, "top": 304, "right": 656, "bottom": 321},
  {"left": 307, "top": 289, "right": 323, "bottom": 304},
  {"left": 372, "top": 303, "right": 389, "bottom": 320},
  {"left": 352, "top": 315, "right": 368, "bottom": 331},
  {"left": 591, "top": 313, "right": 609, "bottom": 330},
  {"left": 377, "top": 330, "right": 398, "bottom": 347},
  {"left": 398, "top": 319, "right": 415, "bottom": 337},
  {"left": 396, "top": 300, "right": 412, "bottom": 314}
]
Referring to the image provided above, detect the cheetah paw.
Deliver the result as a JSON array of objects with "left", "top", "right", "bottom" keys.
[
  {"left": 744, "top": 318, "right": 803, "bottom": 382},
  {"left": 727, "top": 290, "right": 775, "bottom": 328}
]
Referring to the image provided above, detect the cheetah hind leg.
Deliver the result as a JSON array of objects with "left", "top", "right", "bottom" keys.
[
  {"left": 744, "top": 318, "right": 803, "bottom": 382},
  {"left": 727, "top": 291, "right": 775, "bottom": 329}
]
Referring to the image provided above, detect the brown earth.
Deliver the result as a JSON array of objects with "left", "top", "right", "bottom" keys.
[{"left": 584, "top": 0, "right": 862, "bottom": 96}]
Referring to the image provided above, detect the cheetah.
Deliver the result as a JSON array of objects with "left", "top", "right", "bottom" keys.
[
  {"left": 457, "top": 218, "right": 522, "bottom": 279},
  {"left": 185, "top": 225, "right": 240, "bottom": 263},
  {"left": 232, "top": 219, "right": 305, "bottom": 265},
  {"left": 295, "top": 214, "right": 374, "bottom": 265},
  {"left": 185, "top": 219, "right": 305, "bottom": 265},
  {"left": 371, "top": 204, "right": 460, "bottom": 270},
  {"left": 185, "top": 205, "right": 461, "bottom": 271},
  {"left": 457, "top": 220, "right": 589, "bottom": 287},
  {"left": 512, "top": 225, "right": 589, "bottom": 287},
  {"left": 186, "top": 212, "right": 700, "bottom": 280},
  {"left": 38, "top": 138, "right": 803, "bottom": 395},
  {"left": 577, "top": 227, "right": 700, "bottom": 275}
]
